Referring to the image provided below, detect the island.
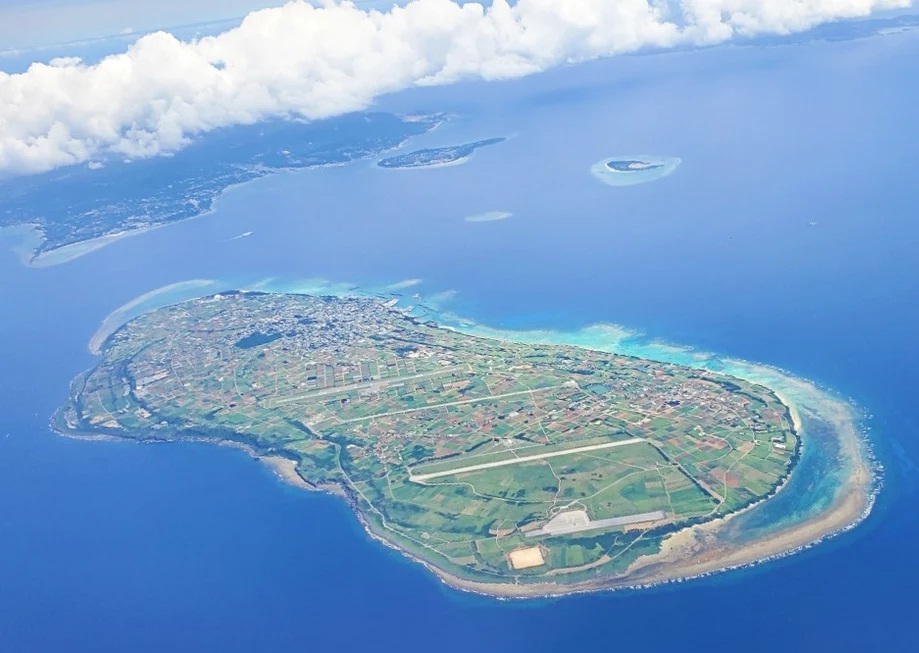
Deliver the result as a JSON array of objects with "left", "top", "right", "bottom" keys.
[
  {"left": 591, "top": 155, "right": 681, "bottom": 186},
  {"left": 54, "top": 291, "right": 814, "bottom": 596},
  {"left": 464, "top": 211, "right": 513, "bottom": 223},
  {"left": 0, "top": 113, "right": 440, "bottom": 266},
  {"left": 377, "top": 137, "right": 505, "bottom": 169},
  {"left": 606, "top": 160, "right": 665, "bottom": 172}
]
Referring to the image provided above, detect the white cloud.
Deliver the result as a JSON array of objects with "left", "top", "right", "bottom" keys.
[{"left": 0, "top": 0, "right": 911, "bottom": 175}]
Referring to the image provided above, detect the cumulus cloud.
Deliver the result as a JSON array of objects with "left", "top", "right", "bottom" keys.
[{"left": 0, "top": 0, "right": 910, "bottom": 175}]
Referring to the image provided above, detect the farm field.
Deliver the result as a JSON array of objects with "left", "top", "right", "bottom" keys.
[{"left": 56, "top": 292, "right": 799, "bottom": 586}]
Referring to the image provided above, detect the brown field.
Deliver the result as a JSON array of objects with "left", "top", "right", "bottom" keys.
[{"left": 508, "top": 546, "right": 546, "bottom": 570}]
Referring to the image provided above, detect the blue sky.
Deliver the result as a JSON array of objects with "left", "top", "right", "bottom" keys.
[
  {"left": 0, "top": 1, "right": 400, "bottom": 50},
  {"left": 2, "top": 0, "right": 912, "bottom": 53}
]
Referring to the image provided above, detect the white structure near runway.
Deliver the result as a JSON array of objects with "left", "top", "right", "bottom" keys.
[{"left": 526, "top": 509, "right": 666, "bottom": 538}]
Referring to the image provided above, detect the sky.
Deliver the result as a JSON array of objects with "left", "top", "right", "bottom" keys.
[
  {"left": 0, "top": 1, "right": 287, "bottom": 49},
  {"left": 0, "top": 0, "right": 914, "bottom": 177},
  {"left": 0, "top": 0, "right": 414, "bottom": 49}
]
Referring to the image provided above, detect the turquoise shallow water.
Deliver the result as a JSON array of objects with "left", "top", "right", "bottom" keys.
[
  {"left": 1, "top": 26, "right": 918, "bottom": 652},
  {"left": 590, "top": 155, "right": 682, "bottom": 186}
]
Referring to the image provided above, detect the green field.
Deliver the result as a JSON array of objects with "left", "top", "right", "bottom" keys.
[{"left": 56, "top": 292, "right": 798, "bottom": 586}]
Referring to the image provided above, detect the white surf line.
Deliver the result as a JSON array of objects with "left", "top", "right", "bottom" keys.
[{"left": 410, "top": 438, "right": 646, "bottom": 482}]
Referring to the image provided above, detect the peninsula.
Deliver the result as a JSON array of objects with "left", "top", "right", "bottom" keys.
[
  {"left": 54, "top": 291, "right": 826, "bottom": 596},
  {"left": 378, "top": 138, "right": 505, "bottom": 169},
  {"left": 0, "top": 113, "right": 440, "bottom": 265}
]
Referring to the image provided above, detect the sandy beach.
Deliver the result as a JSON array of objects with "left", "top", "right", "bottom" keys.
[
  {"left": 29, "top": 229, "right": 149, "bottom": 267},
  {"left": 88, "top": 279, "right": 219, "bottom": 354}
]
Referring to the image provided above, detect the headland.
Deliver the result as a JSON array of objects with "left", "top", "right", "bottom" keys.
[{"left": 378, "top": 138, "right": 506, "bottom": 169}]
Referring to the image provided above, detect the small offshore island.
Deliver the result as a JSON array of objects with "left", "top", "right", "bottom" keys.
[
  {"left": 378, "top": 138, "right": 505, "bottom": 169},
  {"left": 465, "top": 211, "right": 513, "bottom": 223},
  {"left": 51, "top": 290, "right": 875, "bottom": 597},
  {"left": 591, "top": 155, "right": 682, "bottom": 186}
]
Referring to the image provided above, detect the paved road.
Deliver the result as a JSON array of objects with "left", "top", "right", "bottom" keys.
[
  {"left": 336, "top": 384, "right": 563, "bottom": 425},
  {"left": 268, "top": 366, "right": 467, "bottom": 407},
  {"left": 410, "top": 437, "right": 646, "bottom": 482}
]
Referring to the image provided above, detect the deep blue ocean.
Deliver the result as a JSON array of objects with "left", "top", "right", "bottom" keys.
[{"left": 2, "top": 28, "right": 918, "bottom": 652}]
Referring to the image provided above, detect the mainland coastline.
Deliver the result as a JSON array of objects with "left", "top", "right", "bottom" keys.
[{"left": 0, "top": 113, "right": 443, "bottom": 268}]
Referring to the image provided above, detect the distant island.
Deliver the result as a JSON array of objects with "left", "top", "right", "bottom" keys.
[
  {"left": 591, "top": 155, "right": 681, "bottom": 186},
  {"left": 54, "top": 291, "right": 832, "bottom": 597},
  {"left": 0, "top": 113, "right": 441, "bottom": 266},
  {"left": 606, "top": 160, "right": 665, "bottom": 172},
  {"left": 465, "top": 211, "right": 513, "bottom": 223},
  {"left": 378, "top": 137, "right": 505, "bottom": 169}
]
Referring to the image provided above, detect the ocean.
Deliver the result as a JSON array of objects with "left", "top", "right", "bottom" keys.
[{"left": 1, "top": 26, "right": 918, "bottom": 652}]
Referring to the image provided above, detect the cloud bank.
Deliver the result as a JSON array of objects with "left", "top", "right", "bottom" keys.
[{"left": 0, "top": 0, "right": 910, "bottom": 176}]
